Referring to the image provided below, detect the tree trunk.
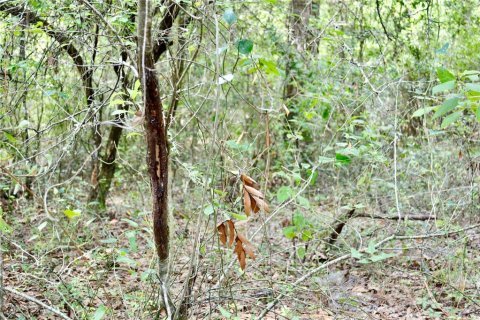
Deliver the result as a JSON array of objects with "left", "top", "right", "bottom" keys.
[
  {"left": 88, "top": 2, "right": 182, "bottom": 209},
  {"left": 137, "top": 0, "right": 174, "bottom": 316}
]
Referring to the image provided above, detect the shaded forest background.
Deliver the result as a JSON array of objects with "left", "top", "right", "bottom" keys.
[{"left": 1, "top": 0, "right": 480, "bottom": 319}]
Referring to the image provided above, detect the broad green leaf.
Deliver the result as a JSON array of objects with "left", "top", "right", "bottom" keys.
[
  {"left": 432, "top": 80, "right": 455, "bottom": 95},
  {"left": 282, "top": 226, "right": 296, "bottom": 239},
  {"left": 412, "top": 106, "right": 435, "bottom": 117},
  {"left": 297, "top": 195, "right": 310, "bottom": 208},
  {"left": 301, "top": 229, "right": 312, "bottom": 241},
  {"left": 370, "top": 252, "right": 397, "bottom": 262},
  {"left": 277, "top": 186, "right": 293, "bottom": 202},
  {"left": 476, "top": 106, "right": 480, "bottom": 122},
  {"left": 218, "top": 306, "right": 232, "bottom": 318},
  {"left": 441, "top": 111, "right": 462, "bottom": 128},
  {"left": 126, "top": 231, "right": 137, "bottom": 252},
  {"left": 259, "top": 58, "right": 280, "bottom": 76},
  {"left": 366, "top": 241, "right": 376, "bottom": 254},
  {"left": 335, "top": 153, "right": 351, "bottom": 165},
  {"left": 121, "top": 218, "right": 139, "bottom": 228},
  {"left": 63, "top": 209, "right": 81, "bottom": 219},
  {"left": 203, "top": 205, "right": 214, "bottom": 216},
  {"left": 237, "top": 39, "right": 253, "bottom": 55},
  {"left": 292, "top": 212, "right": 305, "bottom": 227},
  {"left": 230, "top": 212, "right": 248, "bottom": 221},
  {"left": 297, "top": 247, "right": 306, "bottom": 259},
  {"left": 3, "top": 132, "right": 17, "bottom": 144},
  {"left": 223, "top": 8, "right": 237, "bottom": 25},
  {"left": 436, "top": 67, "right": 455, "bottom": 83},
  {"left": 116, "top": 255, "right": 137, "bottom": 267},
  {"left": 432, "top": 97, "right": 459, "bottom": 119},
  {"left": 350, "top": 248, "right": 363, "bottom": 259},
  {"left": 465, "top": 83, "right": 480, "bottom": 92},
  {"left": 109, "top": 99, "right": 124, "bottom": 106},
  {"left": 92, "top": 305, "right": 106, "bottom": 320},
  {"left": 0, "top": 216, "right": 12, "bottom": 234}
]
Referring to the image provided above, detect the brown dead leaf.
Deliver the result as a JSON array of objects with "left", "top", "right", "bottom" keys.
[
  {"left": 227, "top": 220, "right": 235, "bottom": 247},
  {"left": 240, "top": 174, "right": 257, "bottom": 187},
  {"left": 234, "top": 237, "right": 246, "bottom": 270},
  {"left": 217, "top": 223, "right": 227, "bottom": 245},
  {"left": 243, "top": 188, "right": 251, "bottom": 216},
  {"left": 241, "top": 174, "right": 270, "bottom": 214}
]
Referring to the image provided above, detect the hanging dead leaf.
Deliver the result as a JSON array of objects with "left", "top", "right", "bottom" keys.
[
  {"left": 240, "top": 174, "right": 257, "bottom": 187},
  {"left": 217, "top": 222, "right": 227, "bottom": 245},
  {"left": 244, "top": 185, "right": 264, "bottom": 199},
  {"left": 241, "top": 174, "right": 270, "bottom": 214},
  {"left": 236, "top": 232, "right": 255, "bottom": 260},
  {"left": 234, "top": 237, "right": 247, "bottom": 270},
  {"left": 243, "top": 188, "right": 251, "bottom": 216},
  {"left": 227, "top": 220, "right": 235, "bottom": 247}
]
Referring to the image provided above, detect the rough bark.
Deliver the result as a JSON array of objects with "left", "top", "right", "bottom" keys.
[
  {"left": 89, "top": 2, "right": 182, "bottom": 208},
  {"left": 137, "top": 0, "right": 174, "bottom": 316}
]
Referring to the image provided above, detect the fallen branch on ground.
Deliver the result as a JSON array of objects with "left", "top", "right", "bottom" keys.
[
  {"left": 257, "top": 223, "right": 480, "bottom": 319},
  {"left": 4, "top": 287, "right": 73, "bottom": 320}
]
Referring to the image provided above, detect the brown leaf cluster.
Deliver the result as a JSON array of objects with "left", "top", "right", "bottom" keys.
[
  {"left": 217, "top": 219, "right": 255, "bottom": 270},
  {"left": 241, "top": 174, "right": 270, "bottom": 216}
]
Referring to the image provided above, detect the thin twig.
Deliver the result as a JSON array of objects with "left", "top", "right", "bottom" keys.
[
  {"left": 258, "top": 223, "right": 480, "bottom": 319},
  {"left": 4, "top": 287, "right": 73, "bottom": 320}
]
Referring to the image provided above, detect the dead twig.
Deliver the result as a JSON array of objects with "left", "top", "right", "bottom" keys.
[
  {"left": 4, "top": 287, "right": 73, "bottom": 320},
  {"left": 258, "top": 223, "right": 480, "bottom": 319}
]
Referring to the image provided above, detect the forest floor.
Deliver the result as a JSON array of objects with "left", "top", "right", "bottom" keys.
[{"left": 3, "top": 190, "right": 480, "bottom": 319}]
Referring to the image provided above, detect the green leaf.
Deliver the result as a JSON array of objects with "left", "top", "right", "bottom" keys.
[
  {"left": 441, "top": 111, "right": 462, "bottom": 128},
  {"left": 282, "top": 226, "right": 296, "bottom": 239},
  {"left": 218, "top": 306, "right": 232, "bottom": 318},
  {"left": 366, "top": 241, "right": 376, "bottom": 254},
  {"left": 370, "top": 252, "right": 397, "bottom": 262},
  {"left": 3, "top": 132, "right": 17, "bottom": 144},
  {"left": 0, "top": 216, "right": 12, "bottom": 234},
  {"left": 432, "top": 97, "right": 459, "bottom": 119},
  {"left": 223, "top": 8, "right": 237, "bottom": 25},
  {"left": 230, "top": 212, "right": 248, "bottom": 221},
  {"left": 109, "top": 99, "right": 124, "bottom": 106},
  {"left": 237, "top": 39, "right": 253, "bottom": 55},
  {"left": 476, "top": 106, "right": 480, "bottom": 122},
  {"left": 432, "top": 80, "right": 455, "bottom": 95},
  {"left": 126, "top": 231, "right": 137, "bottom": 252},
  {"left": 277, "top": 186, "right": 293, "bottom": 202},
  {"left": 350, "top": 248, "right": 363, "bottom": 259},
  {"left": 412, "top": 106, "right": 435, "bottom": 117},
  {"left": 116, "top": 255, "right": 137, "bottom": 267},
  {"left": 297, "top": 247, "right": 306, "bottom": 259},
  {"left": 92, "top": 305, "right": 106, "bottom": 320},
  {"left": 301, "top": 229, "right": 312, "bottom": 241},
  {"left": 203, "top": 205, "right": 214, "bottom": 216},
  {"left": 292, "top": 212, "right": 305, "bottom": 227},
  {"left": 297, "top": 195, "right": 310, "bottom": 208},
  {"left": 121, "top": 218, "right": 139, "bottom": 228},
  {"left": 465, "top": 83, "right": 480, "bottom": 92},
  {"left": 63, "top": 209, "right": 81, "bottom": 219},
  {"left": 436, "top": 67, "right": 455, "bottom": 83},
  {"left": 335, "top": 153, "right": 351, "bottom": 165}
]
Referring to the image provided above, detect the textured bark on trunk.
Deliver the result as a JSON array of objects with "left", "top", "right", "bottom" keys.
[
  {"left": 137, "top": 0, "right": 174, "bottom": 316},
  {"left": 88, "top": 1, "right": 182, "bottom": 208}
]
